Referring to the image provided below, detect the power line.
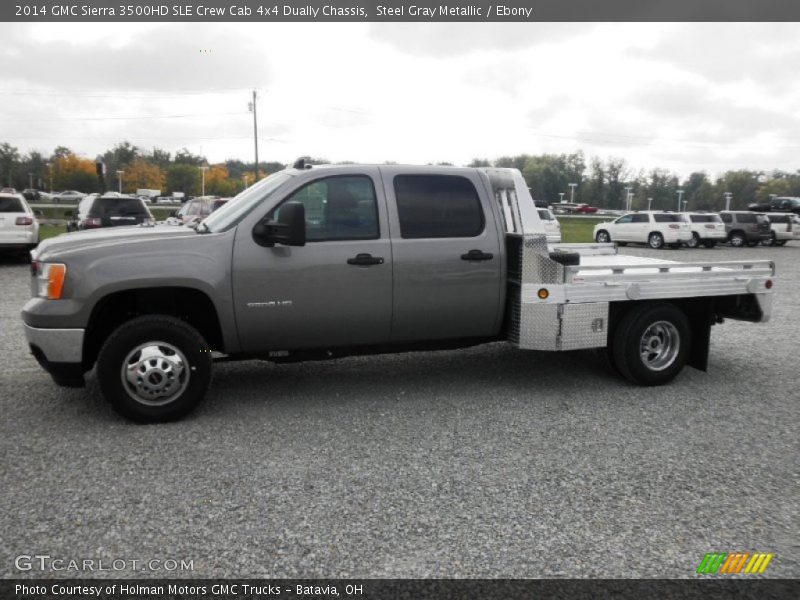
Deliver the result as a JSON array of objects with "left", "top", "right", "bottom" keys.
[
  {"left": 0, "top": 87, "right": 255, "bottom": 98},
  {"left": 0, "top": 111, "right": 247, "bottom": 123}
]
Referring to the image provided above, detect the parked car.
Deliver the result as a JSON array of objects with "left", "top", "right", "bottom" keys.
[
  {"left": 682, "top": 212, "right": 727, "bottom": 248},
  {"left": 0, "top": 193, "right": 40, "bottom": 257},
  {"left": 51, "top": 190, "right": 85, "bottom": 204},
  {"left": 748, "top": 196, "right": 800, "bottom": 215},
  {"left": 537, "top": 208, "right": 561, "bottom": 243},
  {"left": 22, "top": 188, "right": 42, "bottom": 202},
  {"left": 23, "top": 165, "right": 777, "bottom": 422},
  {"left": 719, "top": 211, "right": 772, "bottom": 247},
  {"left": 593, "top": 211, "right": 692, "bottom": 249},
  {"left": 762, "top": 212, "right": 800, "bottom": 246},
  {"left": 65, "top": 194, "right": 154, "bottom": 232},
  {"left": 1, "top": 187, "right": 17, "bottom": 194},
  {"left": 165, "top": 196, "right": 229, "bottom": 226}
]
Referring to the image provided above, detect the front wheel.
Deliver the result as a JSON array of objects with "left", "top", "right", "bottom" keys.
[
  {"left": 761, "top": 233, "right": 776, "bottom": 246},
  {"left": 729, "top": 232, "right": 746, "bottom": 247},
  {"left": 96, "top": 315, "right": 213, "bottom": 422},
  {"left": 595, "top": 230, "right": 611, "bottom": 243},
  {"left": 686, "top": 233, "right": 700, "bottom": 248},
  {"left": 648, "top": 232, "right": 665, "bottom": 249},
  {"left": 611, "top": 303, "right": 691, "bottom": 386}
]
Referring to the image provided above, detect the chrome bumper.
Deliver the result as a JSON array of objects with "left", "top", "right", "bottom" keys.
[{"left": 23, "top": 324, "right": 84, "bottom": 363}]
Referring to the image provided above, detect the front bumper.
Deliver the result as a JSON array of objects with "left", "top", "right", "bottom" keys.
[{"left": 23, "top": 324, "right": 86, "bottom": 386}]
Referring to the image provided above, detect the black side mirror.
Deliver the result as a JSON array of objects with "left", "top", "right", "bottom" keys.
[
  {"left": 253, "top": 201, "right": 306, "bottom": 247},
  {"left": 64, "top": 210, "right": 74, "bottom": 217}
]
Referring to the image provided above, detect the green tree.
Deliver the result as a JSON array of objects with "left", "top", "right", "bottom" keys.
[
  {"left": 166, "top": 163, "right": 201, "bottom": 196},
  {"left": 0, "top": 142, "right": 21, "bottom": 188}
]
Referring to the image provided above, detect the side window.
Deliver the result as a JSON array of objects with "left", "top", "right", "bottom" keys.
[
  {"left": 274, "top": 175, "right": 379, "bottom": 242},
  {"left": 737, "top": 213, "right": 756, "bottom": 223},
  {"left": 630, "top": 214, "right": 649, "bottom": 223},
  {"left": 393, "top": 175, "right": 484, "bottom": 239},
  {"left": 615, "top": 215, "right": 633, "bottom": 224},
  {"left": 721, "top": 213, "right": 732, "bottom": 223}
]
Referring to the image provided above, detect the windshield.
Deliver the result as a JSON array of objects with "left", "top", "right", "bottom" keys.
[
  {"left": 199, "top": 172, "right": 294, "bottom": 233},
  {"left": 0, "top": 196, "right": 25, "bottom": 212}
]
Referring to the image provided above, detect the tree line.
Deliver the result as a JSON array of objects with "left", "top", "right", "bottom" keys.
[{"left": 2, "top": 141, "right": 799, "bottom": 211}]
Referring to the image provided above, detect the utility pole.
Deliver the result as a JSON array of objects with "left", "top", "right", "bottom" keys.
[
  {"left": 46, "top": 163, "right": 52, "bottom": 193},
  {"left": 249, "top": 90, "right": 260, "bottom": 182},
  {"left": 28, "top": 172, "right": 33, "bottom": 189},
  {"left": 724, "top": 192, "right": 732, "bottom": 211},
  {"left": 568, "top": 182, "right": 577, "bottom": 203},
  {"left": 676, "top": 189, "right": 684, "bottom": 212}
]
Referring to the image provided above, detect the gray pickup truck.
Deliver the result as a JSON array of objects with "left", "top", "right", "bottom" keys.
[{"left": 23, "top": 163, "right": 776, "bottom": 422}]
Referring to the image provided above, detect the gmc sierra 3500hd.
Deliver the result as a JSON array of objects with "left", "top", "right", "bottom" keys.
[{"left": 22, "top": 162, "right": 775, "bottom": 422}]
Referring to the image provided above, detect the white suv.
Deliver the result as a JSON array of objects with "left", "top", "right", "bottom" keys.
[
  {"left": 537, "top": 208, "right": 562, "bottom": 243},
  {"left": 0, "top": 193, "right": 39, "bottom": 258},
  {"left": 763, "top": 212, "right": 800, "bottom": 246},
  {"left": 593, "top": 211, "right": 692, "bottom": 249},
  {"left": 682, "top": 212, "right": 727, "bottom": 248}
]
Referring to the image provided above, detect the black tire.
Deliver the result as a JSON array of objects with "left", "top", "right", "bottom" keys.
[
  {"left": 611, "top": 303, "right": 691, "bottom": 386},
  {"left": 686, "top": 233, "right": 700, "bottom": 248},
  {"left": 96, "top": 315, "right": 213, "bottom": 422},
  {"left": 702, "top": 241, "right": 717, "bottom": 248},
  {"left": 729, "top": 231, "right": 746, "bottom": 247},
  {"left": 595, "top": 230, "right": 611, "bottom": 243},
  {"left": 775, "top": 240, "right": 787, "bottom": 246},
  {"left": 761, "top": 233, "right": 776, "bottom": 246},
  {"left": 648, "top": 232, "right": 665, "bottom": 249}
]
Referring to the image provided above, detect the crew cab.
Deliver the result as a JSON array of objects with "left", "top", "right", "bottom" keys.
[
  {"left": 593, "top": 211, "right": 692, "bottom": 249},
  {"left": 22, "top": 164, "right": 775, "bottom": 422}
]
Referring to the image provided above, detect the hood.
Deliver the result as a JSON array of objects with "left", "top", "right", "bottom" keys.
[{"left": 34, "top": 224, "right": 197, "bottom": 261}]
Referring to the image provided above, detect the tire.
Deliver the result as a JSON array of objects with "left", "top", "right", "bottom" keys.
[
  {"left": 729, "top": 231, "right": 746, "bottom": 247},
  {"left": 702, "top": 241, "right": 717, "bottom": 249},
  {"left": 686, "top": 233, "right": 700, "bottom": 248},
  {"left": 761, "top": 232, "right": 776, "bottom": 246},
  {"left": 595, "top": 230, "right": 611, "bottom": 243},
  {"left": 611, "top": 303, "right": 691, "bottom": 386},
  {"left": 96, "top": 315, "right": 213, "bottom": 422},
  {"left": 775, "top": 240, "right": 787, "bottom": 246},
  {"left": 648, "top": 232, "right": 665, "bottom": 249}
]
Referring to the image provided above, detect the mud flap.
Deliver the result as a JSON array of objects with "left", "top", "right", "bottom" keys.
[{"left": 687, "top": 306, "right": 713, "bottom": 372}]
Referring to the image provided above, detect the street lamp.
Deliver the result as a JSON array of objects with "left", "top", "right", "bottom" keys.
[
  {"left": 568, "top": 182, "right": 577, "bottom": 203},
  {"left": 116, "top": 170, "right": 124, "bottom": 194},
  {"left": 682, "top": 200, "right": 688, "bottom": 212},
  {"left": 647, "top": 197, "right": 653, "bottom": 211},
  {"left": 558, "top": 192, "right": 565, "bottom": 203},
  {"left": 676, "top": 189, "right": 684, "bottom": 212},
  {"left": 724, "top": 192, "right": 732, "bottom": 211},
  {"left": 624, "top": 187, "right": 632, "bottom": 211},
  {"left": 28, "top": 172, "right": 33, "bottom": 189},
  {"left": 46, "top": 163, "right": 52, "bottom": 193},
  {"left": 200, "top": 166, "right": 209, "bottom": 196},
  {"left": 244, "top": 174, "right": 249, "bottom": 189}
]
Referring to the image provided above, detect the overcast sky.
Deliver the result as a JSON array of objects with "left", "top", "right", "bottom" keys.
[{"left": 1, "top": 22, "right": 798, "bottom": 178}]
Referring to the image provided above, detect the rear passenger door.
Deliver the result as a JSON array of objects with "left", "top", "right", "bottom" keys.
[{"left": 381, "top": 168, "right": 503, "bottom": 342}]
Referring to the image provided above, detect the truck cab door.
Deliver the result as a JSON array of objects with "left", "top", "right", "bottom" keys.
[
  {"left": 231, "top": 169, "right": 393, "bottom": 351},
  {"left": 381, "top": 168, "right": 503, "bottom": 342}
]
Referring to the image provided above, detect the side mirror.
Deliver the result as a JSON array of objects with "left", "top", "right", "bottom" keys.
[
  {"left": 64, "top": 210, "right": 74, "bottom": 217},
  {"left": 252, "top": 201, "right": 306, "bottom": 247}
]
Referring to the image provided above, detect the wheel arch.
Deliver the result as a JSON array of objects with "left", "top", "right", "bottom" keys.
[{"left": 83, "top": 286, "right": 226, "bottom": 370}]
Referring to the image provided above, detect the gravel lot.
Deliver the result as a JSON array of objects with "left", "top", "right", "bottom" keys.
[{"left": 1, "top": 244, "right": 797, "bottom": 579}]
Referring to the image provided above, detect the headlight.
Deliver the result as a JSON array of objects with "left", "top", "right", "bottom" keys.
[{"left": 36, "top": 262, "right": 67, "bottom": 299}]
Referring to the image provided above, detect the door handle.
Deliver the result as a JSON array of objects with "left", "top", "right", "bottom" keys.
[
  {"left": 460, "top": 249, "right": 494, "bottom": 261},
  {"left": 347, "top": 253, "right": 384, "bottom": 266}
]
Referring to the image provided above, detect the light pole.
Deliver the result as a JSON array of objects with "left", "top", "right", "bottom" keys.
[
  {"left": 248, "top": 90, "right": 259, "bottom": 182},
  {"left": 558, "top": 192, "right": 565, "bottom": 203},
  {"left": 676, "top": 189, "right": 684, "bottom": 212},
  {"left": 116, "top": 170, "right": 124, "bottom": 194},
  {"left": 200, "top": 166, "right": 209, "bottom": 196},
  {"left": 244, "top": 174, "right": 249, "bottom": 189},
  {"left": 682, "top": 200, "right": 688, "bottom": 212},
  {"left": 46, "top": 163, "right": 52, "bottom": 193},
  {"left": 647, "top": 197, "right": 653, "bottom": 211},
  {"left": 28, "top": 172, "right": 33, "bottom": 189},
  {"left": 568, "top": 182, "right": 577, "bottom": 203},
  {"left": 724, "top": 192, "right": 732, "bottom": 211},
  {"left": 624, "top": 187, "right": 632, "bottom": 211}
]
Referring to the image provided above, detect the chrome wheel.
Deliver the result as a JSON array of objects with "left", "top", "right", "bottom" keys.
[
  {"left": 121, "top": 342, "right": 190, "bottom": 406},
  {"left": 639, "top": 321, "right": 680, "bottom": 371},
  {"left": 596, "top": 231, "right": 610, "bottom": 243},
  {"left": 648, "top": 233, "right": 664, "bottom": 249},
  {"left": 686, "top": 233, "right": 699, "bottom": 248}
]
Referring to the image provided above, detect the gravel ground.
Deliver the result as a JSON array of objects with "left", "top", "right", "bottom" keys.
[{"left": 0, "top": 244, "right": 797, "bottom": 579}]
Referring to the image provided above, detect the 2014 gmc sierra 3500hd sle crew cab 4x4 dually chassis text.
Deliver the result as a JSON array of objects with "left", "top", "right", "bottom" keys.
[{"left": 22, "top": 164, "right": 775, "bottom": 422}]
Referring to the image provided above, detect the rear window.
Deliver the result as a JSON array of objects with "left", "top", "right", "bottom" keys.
[
  {"left": 89, "top": 197, "right": 150, "bottom": 217},
  {"left": 0, "top": 197, "right": 24, "bottom": 212},
  {"left": 653, "top": 213, "right": 686, "bottom": 223},
  {"left": 394, "top": 175, "right": 484, "bottom": 239},
  {"left": 537, "top": 209, "right": 554, "bottom": 221},
  {"left": 736, "top": 213, "right": 757, "bottom": 223},
  {"left": 689, "top": 214, "right": 722, "bottom": 223}
]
